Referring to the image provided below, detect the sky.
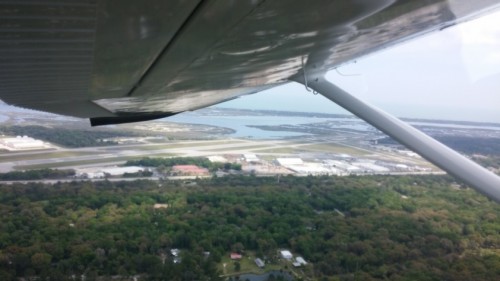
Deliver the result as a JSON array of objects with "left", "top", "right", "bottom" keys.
[{"left": 218, "top": 8, "right": 500, "bottom": 123}]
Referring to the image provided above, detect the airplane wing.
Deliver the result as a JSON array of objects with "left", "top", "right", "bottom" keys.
[
  {"left": 0, "top": 0, "right": 498, "bottom": 124},
  {"left": 2, "top": 0, "right": 500, "bottom": 202}
]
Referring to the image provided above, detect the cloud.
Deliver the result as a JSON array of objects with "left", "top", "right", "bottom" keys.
[
  {"left": 458, "top": 10, "right": 500, "bottom": 81},
  {"left": 458, "top": 9, "right": 500, "bottom": 45}
]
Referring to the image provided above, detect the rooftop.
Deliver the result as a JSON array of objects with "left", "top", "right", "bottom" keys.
[{"left": 172, "top": 165, "right": 209, "bottom": 175}]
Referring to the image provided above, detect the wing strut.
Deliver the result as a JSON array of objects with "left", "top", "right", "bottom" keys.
[{"left": 292, "top": 74, "right": 500, "bottom": 203}]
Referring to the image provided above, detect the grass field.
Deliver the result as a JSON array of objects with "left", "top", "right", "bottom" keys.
[
  {"left": 252, "top": 147, "right": 299, "bottom": 154},
  {"left": 13, "top": 153, "right": 176, "bottom": 170},
  {"left": 298, "top": 142, "right": 367, "bottom": 155},
  {"left": 0, "top": 151, "right": 100, "bottom": 163},
  {"left": 129, "top": 140, "right": 244, "bottom": 151},
  {"left": 253, "top": 142, "right": 367, "bottom": 155},
  {"left": 204, "top": 144, "right": 272, "bottom": 152}
]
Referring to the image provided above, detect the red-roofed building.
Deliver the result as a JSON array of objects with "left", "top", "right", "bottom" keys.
[
  {"left": 171, "top": 165, "right": 209, "bottom": 176},
  {"left": 230, "top": 253, "right": 242, "bottom": 260}
]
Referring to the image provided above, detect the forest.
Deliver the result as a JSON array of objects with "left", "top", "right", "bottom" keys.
[
  {"left": 0, "top": 175, "right": 499, "bottom": 280},
  {"left": 0, "top": 169, "right": 75, "bottom": 181},
  {"left": 125, "top": 157, "right": 242, "bottom": 172}
]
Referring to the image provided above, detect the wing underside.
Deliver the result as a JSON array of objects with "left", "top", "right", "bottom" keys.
[{"left": 1, "top": 0, "right": 499, "bottom": 124}]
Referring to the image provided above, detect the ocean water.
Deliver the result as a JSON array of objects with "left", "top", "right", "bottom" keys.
[
  {"left": 164, "top": 109, "right": 500, "bottom": 140},
  {"left": 408, "top": 121, "right": 500, "bottom": 131},
  {"left": 163, "top": 111, "right": 334, "bottom": 139}
]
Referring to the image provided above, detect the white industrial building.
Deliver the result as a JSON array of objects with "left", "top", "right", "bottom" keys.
[
  {"left": 207, "top": 155, "right": 228, "bottom": 162},
  {"left": 396, "top": 164, "right": 409, "bottom": 170},
  {"left": 337, "top": 154, "right": 352, "bottom": 158},
  {"left": 79, "top": 171, "right": 105, "bottom": 179},
  {"left": 288, "top": 163, "right": 334, "bottom": 175},
  {"left": 0, "top": 136, "right": 48, "bottom": 151},
  {"left": 398, "top": 150, "right": 421, "bottom": 158},
  {"left": 277, "top": 158, "right": 303, "bottom": 165},
  {"left": 101, "top": 166, "right": 146, "bottom": 175},
  {"left": 352, "top": 162, "right": 390, "bottom": 173},
  {"left": 76, "top": 166, "right": 146, "bottom": 178},
  {"left": 244, "top": 154, "right": 260, "bottom": 162},
  {"left": 323, "top": 160, "right": 361, "bottom": 173},
  {"left": 277, "top": 158, "right": 340, "bottom": 175}
]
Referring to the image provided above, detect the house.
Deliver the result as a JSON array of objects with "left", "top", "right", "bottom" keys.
[
  {"left": 171, "top": 249, "right": 182, "bottom": 263},
  {"left": 154, "top": 203, "right": 169, "bottom": 209},
  {"left": 171, "top": 165, "right": 209, "bottom": 176},
  {"left": 280, "top": 250, "right": 293, "bottom": 260},
  {"left": 296, "top": 256, "right": 307, "bottom": 266},
  {"left": 255, "top": 258, "right": 265, "bottom": 268},
  {"left": 230, "top": 253, "right": 242, "bottom": 260}
]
